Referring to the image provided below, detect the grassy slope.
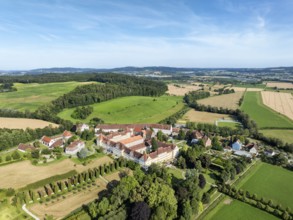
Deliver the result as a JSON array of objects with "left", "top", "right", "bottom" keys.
[
  {"left": 0, "top": 82, "right": 96, "bottom": 111},
  {"left": 205, "top": 199, "right": 278, "bottom": 220},
  {"left": 260, "top": 129, "right": 293, "bottom": 144},
  {"left": 238, "top": 162, "right": 293, "bottom": 210},
  {"left": 58, "top": 96, "right": 184, "bottom": 124},
  {"left": 240, "top": 92, "right": 293, "bottom": 129}
]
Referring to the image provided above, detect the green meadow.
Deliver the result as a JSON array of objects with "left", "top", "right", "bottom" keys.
[
  {"left": 260, "top": 129, "right": 293, "bottom": 144},
  {"left": 238, "top": 162, "right": 293, "bottom": 210},
  {"left": 240, "top": 92, "right": 293, "bottom": 129},
  {"left": 217, "top": 121, "right": 241, "bottom": 129},
  {"left": 205, "top": 198, "right": 278, "bottom": 220},
  {"left": 58, "top": 96, "right": 184, "bottom": 124},
  {"left": 0, "top": 82, "right": 96, "bottom": 111}
]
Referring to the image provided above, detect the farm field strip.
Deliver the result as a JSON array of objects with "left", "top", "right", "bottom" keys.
[
  {"left": 0, "top": 117, "right": 58, "bottom": 129},
  {"left": 0, "top": 156, "right": 113, "bottom": 189},
  {"left": 238, "top": 162, "right": 293, "bottom": 210},
  {"left": 181, "top": 109, "right": 233, "bottom": 124},
  {"left": 261, "top": 91, "right": 293, "bottom": 120},
  {"left": 266, "top": 82, "right": 293, "bottom": 89},
  {"left": 58, "top": 95, "right": 184, "bottom": 124},
  {"left": 0, "top": 81, "right": 96, "bottom": 111},
  {"left": 197, "top": 92, "right": 244, "bottom": 110},
  {"left": 167, "top": 84, "right": 201, "bottom": 96},
  {"left": 260, "top": 129, "right": 293, "bottom": 144},
  {"left": 205, "top": 198, "right": 278, "bottom": 220},
  {"left": 240, "top": 92, "right": 293, "bottom": 128}
]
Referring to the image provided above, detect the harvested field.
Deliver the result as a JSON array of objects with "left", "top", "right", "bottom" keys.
[
  {"left": 181, "top": 110, "right": 233, "bottom": 124},
  {"left": 261, "top": 91, "right": 293, "bottom": 120},
  {"left": 29, "top": 178, "right": 107, "bottom": 220},
  {"left": 167, "top": 84, "right": 200, "bottom": 96},
  {"left": 266, "top": 82, "right": 293, "bottom": 89},
  {"left": 231, "top": 87, "right": 263, "bottom": 92},
  {"left": 0, "top": 156, "right": 113, "bottom": 189},
  {"left": 197, "top": 92, "right": 244, "bottom": 110},
  {"left": 0, "top": 117, "right": 58, "bottom": 129}
]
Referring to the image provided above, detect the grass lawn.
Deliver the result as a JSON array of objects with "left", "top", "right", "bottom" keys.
[
  {"left": 238, "top": 162, "right": 293, "bottom": 210},
  {"left": 240, "top": 92, "right": 293, "bottom": 129},
  {"left": 205, "top": 198, "right": 278, "bottom": 220},
  {"left": 260, "top": 129, "right": 293, "bottom": 144},
  {"left": 58, "top": 95, "right": 184, "bottom": 124},
  {"left": 0, "top": 204, "right": 29, "bottom": 220},
  {"left": 167, "top": 167, "right": 185, "bottom": 180},
  {"left": 217, "top": 121, "right": 241, "bottom": 129},
  {"left": 0, "top": 81, "right": 96, "bottom": 111}
]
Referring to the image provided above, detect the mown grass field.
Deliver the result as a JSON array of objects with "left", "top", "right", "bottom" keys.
[
  {"left": 58, "top": 96, "right": 184, "bottom": 124},
  {"left": 260, "top": 129, "right": 293, "bottom": 144},
  {"left": 238, "top": 162, "right": 293, "bottom": 210},
  {"left": 205, "top": 198, "right": 278, "bottom": 220},
  {"left": 217, "top": 121, "right": 241, "bottom": 129},
  {"left": 240, "top": 92, "right": 293, "bottom": 129},
  {"left": 0, "top": 81, "right": 96, "bottom": 111}
]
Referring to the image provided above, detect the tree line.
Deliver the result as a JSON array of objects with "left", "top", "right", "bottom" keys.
[
  {"left": 218, "top": 184, "right": 292, "bottom": 220},
  {"left": 184, "top": 92, "right": 293, "bottom": 153}
]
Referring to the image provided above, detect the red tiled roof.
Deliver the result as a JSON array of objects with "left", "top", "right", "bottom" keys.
[
  {"left": 63, "top": 130, "right": 72, "bottom": 137},
  {"left": 119, "top": 135, "right": 143, "bottom": 145},
  {"left": 18, "top": 143, "right": 35, "bottom": 151},
  {"left": 51, "top": 139, "right": 64, "bottom": 148},
  {"left": 41, "top": 136, "right": 52, "bottom": 143}
]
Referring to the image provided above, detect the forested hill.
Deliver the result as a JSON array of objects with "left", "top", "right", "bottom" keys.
[{"left": 42, "top": 73, "right": 167, "bottom": 112}]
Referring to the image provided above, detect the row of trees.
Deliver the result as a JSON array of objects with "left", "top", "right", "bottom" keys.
[
  {"left": 159, "top": 106, "right": 189, "bottom": 125},
  {"left": 13, "top": 158, "right": 127, "bottom": 205},
  {"left": 218, "top": 184, "right": 292, "bottom": 220}
]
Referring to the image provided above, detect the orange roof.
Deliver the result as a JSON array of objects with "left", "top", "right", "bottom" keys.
[
  {"left": 119, "top": 135, "right": 143, "bottom": 145},
  {"left": 42, "top": 136, "right": 52, "bottom": 143},
  {"left": 63, "top": 130, "right": 72, "bottom": 137}
]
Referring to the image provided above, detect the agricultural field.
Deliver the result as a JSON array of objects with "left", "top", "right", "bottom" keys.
[
  {"left": 259, "top": 129, "right": 293, "bottom": 144},
  {"left": 205, "top": 198, "right": 278, "bottom": 220},
  {"left": 167, "top": 84, "right": 201, "bottom": 96},
  {"left": 0, "top": 117, "right": 58, "bottom": 129},
  {"left": 0, "top": 81, "right": 96, "bottom": 111},
  {"left": 241, "top": 92, "right": 293, "bottom": 129},
  {"left": 180, "top": 109, "right": 233, "bottom": 124},
  {"left": 266, "top": 82, "right": 293, "bottom": 89},
  {"left": 261, "top": 91, "right": 293, "bottom": 120},
  {"left": 0, "top": 156, "right": 113, "bottom": 189},
  {"left": 58, "top": 95, "right": 184, "bottom": 124},
  {"left": 231, "top": 87, "right": 264, "bottom": 92},
  {"left": 197, "top": 92, "right": 244, "bottom": 110},
  {"left": 238, "top": 162, "right": 293, "bottom": 210}
]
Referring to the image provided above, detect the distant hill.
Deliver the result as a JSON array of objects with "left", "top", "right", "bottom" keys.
[{"left": 1, "top": 66, "right": 293, "bottom": 76}]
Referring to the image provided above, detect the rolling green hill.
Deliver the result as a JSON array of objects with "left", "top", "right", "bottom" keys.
[
  {"left": 58, "top": 96, "right": 184, "bottom": 124},
  {"left": 0, "top": 82, "right": 96, "bottom": 111}
]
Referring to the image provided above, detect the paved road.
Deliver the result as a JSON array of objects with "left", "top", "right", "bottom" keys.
[{"left": 22, "top": 204, "right": 39, "bottom": 220}]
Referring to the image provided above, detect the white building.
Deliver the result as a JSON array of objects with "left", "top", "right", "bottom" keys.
[
  {"left": 65, "top": 140, "right": 85, "bottom": 155},
  {"left": 97, "top": 128, "right": 178, "bottom": 168}
]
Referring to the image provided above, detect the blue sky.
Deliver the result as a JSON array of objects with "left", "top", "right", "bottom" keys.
[{"left": 0, "top": 0, "right": 293, "bottom": 69}]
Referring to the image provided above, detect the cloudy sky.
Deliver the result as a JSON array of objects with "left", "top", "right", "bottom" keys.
[{"left": 0, "top": 0, "right": 292, "bottom": 69}]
